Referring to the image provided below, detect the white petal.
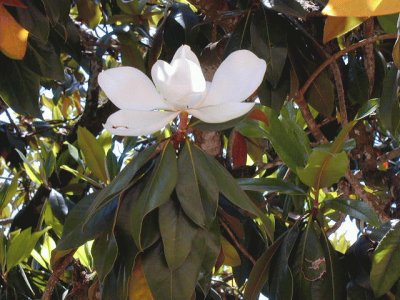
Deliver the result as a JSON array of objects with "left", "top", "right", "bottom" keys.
[
  {"left": 104, "top": 110, "right": 178, "bottom": 136},
  {"left": 172, "top": 45, "right": 200, "bottom": 66},
  {"left": 200, "top": 50, "right": 266, "bottom": 106},
  {"left": 151, "top": 58, "right": 206, "bottom": 109},
  {"left": 189, "top": 102, "right": 254, "bottom": 123},
  {"left": 98, "top": 67, "right": 171, "bottom": 110}
]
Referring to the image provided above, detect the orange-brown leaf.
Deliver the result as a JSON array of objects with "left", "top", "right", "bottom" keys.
[
  {"left": 0, "top": 4, "right": 28, "bottom": 59},
  {"left": 230, "top": 131, "right": 247, "bottom": 169},
  {"left": 323, "top": 16, "right": 368, "bottom": 43},
  {"left": 129, "top": 258, "right": 154, "bottom": 300},
  {"left": 248, "top": 108, "right": 269, "bottom": 126},
  {"left": 322, "top": 0, "right": 400, "bottom": 17}
]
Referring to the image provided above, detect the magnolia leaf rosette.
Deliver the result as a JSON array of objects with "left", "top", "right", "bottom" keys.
[{"left": 67, "top": 45, "right": 272, "bottom": 299}]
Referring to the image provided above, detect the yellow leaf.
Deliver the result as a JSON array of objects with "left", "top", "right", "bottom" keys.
[
  {"left": 0, "top": 4, "right": 28, "bottom": 59},
  {"left": 129, "top": 258, "right": 154, "bottom": 300},
  {"left": 221, "top": 237, "right": 241, "bottom": 267},
  {"left": 322, "top": 0, "right": 400, "bottom": 17},
  {"left": 393, "top": 37, "right": 400, "bottom": 68},
  {"left": 76, "top": 0, "right": 102, "bottom": 29},
  {"left": 323, "top": 16, "right": 368, "bottom": 43}
]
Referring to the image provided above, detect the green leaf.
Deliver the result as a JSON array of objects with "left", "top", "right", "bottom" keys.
[
  {"left": 87, "top": 143, "right": 157, "bottom": 221},
  {"left": 293, "top": 221, "right": 329, "bottom": 299},
  {"left": 244, "top": 235, "right": 284, "bottom": 300},
  {"left": 306, "top": 69, "right": 335, "bottom": 117},
  {"left": 159, "top": 200, "right": 198, "bottom": 270},
  {"left": 60, "top": 165, "right": 102, "bottom": 188},
  {"left": 270, "top": 223, "right": 300, "bottom": 300},
  {"left": 0, "top": 54, "right": 41, "bottom": 117},
  {"left": 0, "top": 174, "right": 18, "bottom": 210},
  {"left": 106, "top": 148, "right": 119, "bottom": 181},
  {"left": 193, "top": 144, "right": 274, "bottom": 241},
  {"left": 176, "top": 141, "right": 206, "bottom": 227},
  {"left": 238, "top": 178, "right": 305, "bottom": 195},
  {"left": 237, "top": 107, "right": 310, "bottom": 172},
  {"left": 143, "top": 231, "right": 211, "bottom": 300},
  {"left": 378, "top": 64, "right": 400, "bottom": 137},
  {"left": 370, "top": 221, "right": 400, "bottom": 297},
  {"left": 76, "top": 0, "right": 102, "bottom": 28},
  {"left": 377, "top": 13, "right": 399, "bottom": 33},
  {"left": 10, "top": 0, "right": 50, "bottom": 42},
  {"left": 250, "top": 8, "right": 288, "bottom": 88},
  {"left": 24, "top": 36, "right": 64, "bottom": 80},
  {"left": 57, "top": 193, "right": 117, "bottom": 250},
  {"left": 356, "top": 98, "right": 379, "bottom": 120},
  {"left": 6, "top": 227, "right": 50, "bottom": 271},
  {"left": 322, "top": 199, "right": 380, "bottom": 227},
  {"left": 103, "top": 235, "right": 138, "bottom": 300},
  {"left": 130, "top": 142, "right": 177, "bottom": 250},
  {"left": 77, "top": 126, "right": 108, "bottom": 183},
  {"left": 296, "top": 120, "right": 355, "bottom": 190},
  {"left": 181, "top": 143, "right": 219, "bottom": 226},
  {"left": 347, "top": 55, "right": 370, "bottom": 105},
  {"left": 92, "top": 232, "right": 118, "bottom": 283}
]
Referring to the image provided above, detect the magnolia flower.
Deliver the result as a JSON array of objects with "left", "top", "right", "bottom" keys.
[{"left": 98, "top": 45, "right": 266, "bottom": 136}]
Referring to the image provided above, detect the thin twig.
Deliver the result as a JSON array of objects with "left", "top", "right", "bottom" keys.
[
  {"left": 0, "top": 218, "right": 13, "bottom": 225},
  {"left": 377, "top": 147, "right": 400, "bottom": 165},
  {"left": 219, "top": 214, "right": 256, "bottom": 265},
  {"left": 299, "top": 33, "right": 397, "bottom": 97},
  {"left": 42, "top": 251, "right": 75, "bottom": 300}
]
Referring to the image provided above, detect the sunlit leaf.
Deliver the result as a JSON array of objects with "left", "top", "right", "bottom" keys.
[
  {"left": 322, "top": 0, "right": 400, "bottom": 17},
  {"left": 371, "top": 221, "right": 400, "bottom": 297},
  {"left": 323, "top": 16, "right": 367, "bottom": 44},
  {"left": 77, "top": 126, "right": 108, "bottom": 183},
  {"left": 322, "top": 199, "right": 380, "bottom": 227},
  {"left": 0, "top": 5, "right": 28, "bottom": 59}
]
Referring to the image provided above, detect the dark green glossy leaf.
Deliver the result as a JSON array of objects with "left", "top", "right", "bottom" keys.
[
  {"left": 86, "top": 144, "right": 157, "bottom": 223},
  {"left": 142, "top": 240, "right": 203, "bottom": 300},
  {"left": 193, "top": 144, "right": 274, "bottom": 240},
  {"left": 106, "top": 148, "right": 119, "bottom": 181},
  {"left": 92, "top": 233, "right": 118, "bottom": 283},
  {"left": 58, "top": 193, "right": 118, "bottom": 250},
  {"left": 322, "top": 199, "right": 380, "bottom": 227},
  {"left": 0, "top": 54, "right": 41, "bottom": 118},
  {"left": 24, "top": 36, "right": 64, "bottom": 80},
  {"left": 270, "top": 223, "right": 300, "bottom": 300},
  {"left": 159, "top": 200, "right": 198, "bottom": 270},
  {"left": 197, "top": 221, "right": 221, "bottom": 296},
  {"left": 250, "top": 8, "right": 288, "bottom": 88},
  {"left": 130, "top": 143, "right": 177, "bottom": 250},
  {"left": 306, "top": 69, "right": 335, "bottom": 117},
  {"left": 261, "top": 0, "right": 307, "bottom": 18},
  {"left": 176, "top": 141, "right": 206, "bottom": 227},
  {"left": 378, "top": 64, "right": 400, "bottom": 137},
  {"left": 244, "top": 235, "right": 284, "bottom": 300},
  {"left": 347, "top": 55, "right": 370, "bottom": 105},
  {"left": 238, "top": 178, "right": 305, "bottom": 195},
  {"left": 258, "top": 66, "right": 290, "bottom": 112},
  {"left": 7, "top": 0, "right": 49, "bottom": 42},
  {"left": 293, "top": 221, "right": 328, "bottom": 300},
  {"left": 370, "top": 221, "right": 400, "bottom": 297}
]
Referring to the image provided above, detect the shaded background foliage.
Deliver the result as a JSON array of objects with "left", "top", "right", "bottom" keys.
[{"left": 0, "top": 0, "right": 399, "bottom": 299}]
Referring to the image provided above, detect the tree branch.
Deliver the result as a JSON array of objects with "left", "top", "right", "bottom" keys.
[{"left": 42, "top": 251, "right": 75, "bottom": 300}]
